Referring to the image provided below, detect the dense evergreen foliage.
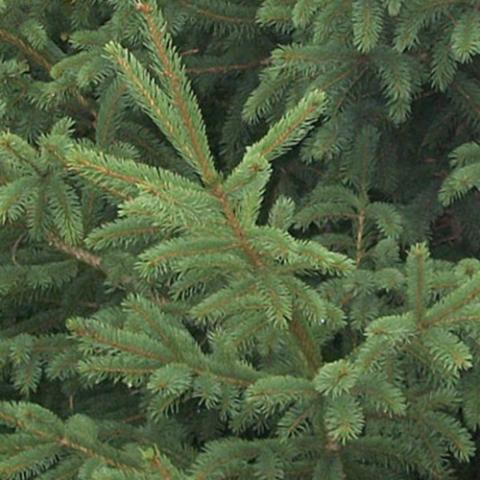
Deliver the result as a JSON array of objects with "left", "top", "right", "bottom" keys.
[{"left": 0, "top": 0, "right": 480, "bottom": 478}]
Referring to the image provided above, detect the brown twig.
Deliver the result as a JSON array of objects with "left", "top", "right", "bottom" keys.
[{"left": 46, "top": 233, "right": 103, "bottom": 271}]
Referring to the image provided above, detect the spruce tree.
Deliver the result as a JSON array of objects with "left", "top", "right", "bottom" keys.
[{"left": 0, "top": 1, "right": 480, "bottom": 479}]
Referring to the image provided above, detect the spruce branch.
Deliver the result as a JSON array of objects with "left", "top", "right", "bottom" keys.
[
  {"left": 4, "top": 2, "right": 480, "bottom": 478},
  {"left": 67, "top": 149, "right": 219, "bottom": 233},
  {"left": 406, "top": 244, "right": 431, "bottom": 324},
  {"left": 355, "top": 209, "right": 366, "bottom": 267},
  {"left": 0, "top": 29, "right": 96, "bottom": 123},
  {"left": 0, "top": 403, "right": 142, "bottom": 474},
  {"left": 0, "top": 133, "right": 44, "bottom": 177},
  {"left": 69, "top": 315, "right": 257, "bottom": 388},
  {"left": 135, "top": 2, "right": 218, "bottom": 186},
  {"left": 289, "top": 313, "right": 322, "bottom": 375},
  {"left": 186, "top": 58, "right": 271, "bottom": 76},
  {"left": 421, "top": 272, "right": 480, "bottom": 328},
  {"left": 245, "top": 89, "right": 326, "bottom": 163},
  {"left": 96, "top": 80, "right": 128, "bottom": 149},
  {"left": 104, "top": 43, "right": 184, "bottom": 154},
  {"left": 209, "top": 183, "right": 265, "bottom": 268},
  {"left": 46, "top": 233, "right": 103, "bottom": 271},
  {"left": 0, "top": 29, "right": 52, "bottom": 72},
  {"left": 177, "top": 0, "right": 257, "bottom": 25}
]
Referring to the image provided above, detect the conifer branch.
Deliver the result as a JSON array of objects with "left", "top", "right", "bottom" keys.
[
  {"left": 407, "top": 244, "right": 430, "bottom": 324},
  {"left": 46, "top": 234, "right": 103, "bottom": 271},
  {"left": 136, "top": 2, "right": 218, "bottom": 186},
  {"left": 123, "top": 299, "right": 182, "bottom": 353},
  {"left": 112, "top": 5, "right": 271, "bottom": 270},
  {"left": 96, "top": 81, "right": 128, "bottom": 148},
  {"left": 332, "top": 64, "right": 370, "bottom": 114},
  {"left": 450, "top": 80, "right": 480, "bottom": 117},
  {"left": 0, "top": 407, "right": 141, "bottom": 474},
  {"left": 253, "top": 90, "right": 326, "bottom": 162},
  {"left": 150, "top": 456, "right": 174, "bottom": 480},
  {"left": 178, "top": 0, "right": 256, "bottom": 25},
  {"left": 68, "top": 149, "right": 208, "bottom": 216},
  {"left": 69, "top": 152, "right": 155, "bottom": 193},
  {"left": 277, "top": 46, "right": 353, "bottom": 65},
  {"left": 210, "top": 184, "right": 265, "bottom": 268},
  {"left": 0, "top": 135, "right": 44, "bottom": 176},
  {"left": 0, "top": 29, "right": 52, "bottom": 72},
  {"left": 0, "top": 29, "right": 96, "bottom": 120},
  {"left": 215, "top": 90, "right": 327, "bottom": 271},
  {"left": 70, "top": 322, "right": 171, "bottom": 364},
  {"left": 318, "top": 61, "right": 365, "bottom": 91},
  {"left": 2, "top": 2, "right": 480, "bottom": 478},
  {"left": 143, "top": 241, "right": 241, "bottom": 272},
  {"left": 104, "top": 45, "right": 179, "bottom": 140},
  {"left": 355, "top": 209, "right": 365, "bottom": 267},
  {"left": 71, "top": 317, "right": 254, "bottom": 387},
  {"left": 186, "top": 58, "right": 270, "bottom": 76},
  {"left": 289, "top": 314, "right": 322, "bottom": 376},
  {"left": 82, "top": 365, "right": 156, "bottom": 376},
  {"left": 56, "top": 437, "right": 139, "bottom": 473},
  {"left": 421, "top": 277, "right": 480, "bottom": 328}
]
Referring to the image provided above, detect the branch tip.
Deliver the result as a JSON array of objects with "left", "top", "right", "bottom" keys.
[{"left": 135, "top": 2, "right": 153, "bottom": 14}]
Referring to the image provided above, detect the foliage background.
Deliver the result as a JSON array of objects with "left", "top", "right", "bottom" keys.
[{"left": 0, "top": 0, "right": 480, "bottom": 479}]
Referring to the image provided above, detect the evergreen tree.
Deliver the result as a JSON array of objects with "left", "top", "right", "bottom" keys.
[{"left": 0, "top": 1, "right": 480, "bottom": 479}]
